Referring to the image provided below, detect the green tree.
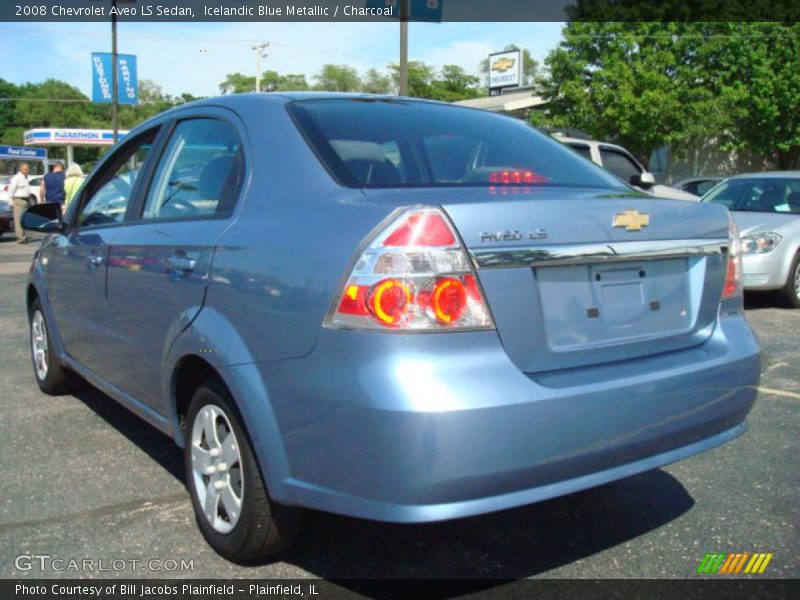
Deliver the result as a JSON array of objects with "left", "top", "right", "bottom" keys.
[
  {"left": 389, "top": 61, "right": 435, "bottom": 98},
  {"left": 480, "top": 44, "right": 539, "bottom": 88},
  {"left": 261, "top": 71, "right": 309, "bottom": 92},
  {"left": 712, "top": 23, "right": 800, "bottom": 169},
  {"left": 540, "top": 22, "right": 722, "bottom": 163},
  {"left": 314, "top": 64, "right": 361, "bottom": 92},
  {"left": 361, "top": 68, "right": 393, "bottom": 94},
  {"left": 219, "top": 73, "right": 256, "bottom": 94},
  {"left": 540, "top": 22, "right": 800, "bottom": 168}
]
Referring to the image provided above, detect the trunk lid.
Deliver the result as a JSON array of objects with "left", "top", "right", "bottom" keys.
[{"left": 363, "top": 187, "right": 732, "bottom": 373}]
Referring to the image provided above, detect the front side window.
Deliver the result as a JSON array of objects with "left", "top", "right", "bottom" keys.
[
  {"left": 78, "top": 130, "right": 157, "bottom": 228},
  {"left": 288, "top": 99, "right": 624, "bottom": 190},
  {"left": 141, "top": 119, "right": 243, "bottom": 221},
  {"left": 599, "top": 147, "right": 642, "bottom": 184},
  {"left": 704, "top": 178, "right": 800, "bottom": 214}
]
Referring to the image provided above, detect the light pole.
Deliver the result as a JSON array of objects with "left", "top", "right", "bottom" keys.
[
  {"left": 111, "top": 0, "right": 118, "bottom": 143},
  {"left": 252, "top": 42, "right": 270, "bottom": 92},
  {"left": 399, "top": 0, "right": 409, "bottom": 96},
  {"left": 111, "top": 0, "right": 137, "bottom": 143}
]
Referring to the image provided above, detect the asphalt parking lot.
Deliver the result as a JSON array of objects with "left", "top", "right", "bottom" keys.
[{"left": 0, "top": 237, "right": 797, "bottom": 582}]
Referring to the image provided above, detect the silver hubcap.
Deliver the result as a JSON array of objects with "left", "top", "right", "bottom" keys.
[
  {"left": 190, "top": 405, "right": 243, "bottom": 534},
  {"left": 794, "top": 262, "right": 800, "bottom": 300},
  {"left": 31, "top": 310, "right": 48, "bottom": 381}
]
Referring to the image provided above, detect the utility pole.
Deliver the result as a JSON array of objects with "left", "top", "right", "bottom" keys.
[
  {"left": 399, "top": 0, "right": 409, "bottom": 96},
  {"left": 111, "top": 0, "right": 119, "bottom": 143},
  {"left": 252, "top": 42, "right": 269, "bottom": 92}
]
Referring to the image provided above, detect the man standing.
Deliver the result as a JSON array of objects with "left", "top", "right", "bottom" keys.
[
  {"left": 8, "top": 162, "right": 31, "bottom": 244},
  {"left": 42, "top": 162, "right": 66, "bottom": 205}
]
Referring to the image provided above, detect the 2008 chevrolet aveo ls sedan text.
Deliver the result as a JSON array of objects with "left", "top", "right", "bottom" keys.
[{"left": 22, "top": 94, "right": 761, "bottom": 562}]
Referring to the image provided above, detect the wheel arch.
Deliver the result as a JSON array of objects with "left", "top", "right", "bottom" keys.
[{"left": 164, "top": 309, "right": 293, "bottom": 503}]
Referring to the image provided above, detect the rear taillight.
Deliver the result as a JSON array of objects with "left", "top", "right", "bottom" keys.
[
  {"left": 325, "top": 207, "right": 494, "bottom": 331},
  {"left": 722, "top": 217, "right": 743, "bottom": 299}
]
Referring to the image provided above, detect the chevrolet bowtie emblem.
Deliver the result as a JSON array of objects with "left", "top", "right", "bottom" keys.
[
  {"left": 613, "top": 210, "right": 650, "bottom": 231},
  {"left": 491, "top": 57, "right": 516, "bottom": 73}
]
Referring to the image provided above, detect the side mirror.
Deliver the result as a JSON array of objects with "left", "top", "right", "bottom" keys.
[
  {"left": 21, "top": 202, "right": 64, "bottom": 233},
  {"left": 631, "top": 171, "right": 656, "bottom": 189}
]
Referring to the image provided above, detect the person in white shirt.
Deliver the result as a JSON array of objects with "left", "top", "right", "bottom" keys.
[{"left": 8, "top": 162, "right": 32, "bottom": 244}]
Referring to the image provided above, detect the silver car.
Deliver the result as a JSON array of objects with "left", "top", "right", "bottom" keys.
[{"left": 702, "top": 172, "right": 800, "bottom": 307}]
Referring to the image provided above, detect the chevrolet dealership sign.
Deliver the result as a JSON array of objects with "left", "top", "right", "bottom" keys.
[{"left": 489, "top": 49, "right": 522, "bottom": 91}]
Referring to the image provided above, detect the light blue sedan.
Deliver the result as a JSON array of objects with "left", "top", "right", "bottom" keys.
[{"left": 21, "top": 93, "right": 760, "bottom": 562}]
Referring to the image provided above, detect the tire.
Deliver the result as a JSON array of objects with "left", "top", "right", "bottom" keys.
[
  {"left": 780, "top": 253, "right": 800, "bottom": 308},
  {"left": 29, "top": 298, "right": 74, "bottom": 395},
  {"left": 185, "top": 381, "right": 302, "bottom": 562}
]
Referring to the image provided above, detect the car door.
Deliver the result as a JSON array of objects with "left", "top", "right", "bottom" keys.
[
  {"left": 104, "top": 113, "right": 246, "bottom": 411},
  {"left": 42, "top": 128, "right": 160, "bottom": 374}
]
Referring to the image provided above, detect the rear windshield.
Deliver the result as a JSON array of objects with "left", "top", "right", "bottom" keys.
[
  {"left": 287, "top": 98, "right": 626, "bottom": 190},
  {"left": 703, "top": 178, "right": 800, "bottom": 214}
]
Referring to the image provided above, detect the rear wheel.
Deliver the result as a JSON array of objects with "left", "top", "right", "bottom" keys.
[
  {"left": 780, "top": 253, "right": 800, "bottom": 308},
  {"left": 185, "top": 381, "right": 301, "bottom": 562},
  {"left": 29, "top": 299, "right": 73, "bottom": 395}
]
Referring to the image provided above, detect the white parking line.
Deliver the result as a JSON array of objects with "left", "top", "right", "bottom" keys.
[{"left": 756, "top": 386, "right": 800, "bottom": 400}]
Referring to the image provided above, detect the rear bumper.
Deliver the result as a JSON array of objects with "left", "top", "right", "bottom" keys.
[{"left": 241, "top": 310, "right": 760, "bottom": 523}]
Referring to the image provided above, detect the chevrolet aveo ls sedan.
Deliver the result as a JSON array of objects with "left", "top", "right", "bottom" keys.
[{"left": 22, "top": 94, "right": 761, "bottom": 562}]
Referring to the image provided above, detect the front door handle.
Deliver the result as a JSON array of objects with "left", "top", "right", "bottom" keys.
[{"left": 166, "top": 255, "right": 196, "bottom": 273}]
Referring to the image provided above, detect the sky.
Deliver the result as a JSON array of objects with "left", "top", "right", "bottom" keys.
[{"left": 0, "top": 21, "right": 564, "bottom": 97}]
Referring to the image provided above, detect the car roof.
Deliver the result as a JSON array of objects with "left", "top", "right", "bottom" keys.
[{"left": 728, "top": 171, "right": 800, "bottom": 180}]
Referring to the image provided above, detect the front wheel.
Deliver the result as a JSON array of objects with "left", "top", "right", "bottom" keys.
[
  {"left": 780, "top": 253, "right": 800, "bottom": 308},
  {"left": 30, "top": 299, "right": 73, "bottom": 395},
  {"left": 185, "top": 381, "right": 302, "bottom": 562}
]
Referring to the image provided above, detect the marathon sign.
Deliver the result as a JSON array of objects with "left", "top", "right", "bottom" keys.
[{"left": 24, "top": 129, "right": 129, "bottom": 147}]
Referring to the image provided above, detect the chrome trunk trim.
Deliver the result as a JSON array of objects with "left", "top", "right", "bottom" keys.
[{"left": 470, "top": 239, "right": 729, "bottom": 269}]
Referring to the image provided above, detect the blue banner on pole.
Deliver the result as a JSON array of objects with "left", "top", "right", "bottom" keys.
[
  {"left": 365, "top": 0, "right": 443, "bottom": 21},
  {"left": 92, "top": 52, "right": 138, "bottom": 105}
]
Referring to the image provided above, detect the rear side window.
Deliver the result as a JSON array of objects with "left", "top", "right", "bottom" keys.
[
  {"left": 141, "top": 118, "right": 243, "bottom": 220},
  {"left": 599, "top": 147, "right": 642, "bottom": 184},
  {"left": 568, "top": 143, "right": 594, "bottom": 162},
  {"left": 288, "top": 99, "right": 624, "bottom": 190}
]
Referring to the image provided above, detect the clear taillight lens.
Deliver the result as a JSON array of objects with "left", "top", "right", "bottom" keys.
[
  {"left": 722, "top": 217, "right": 743, "bottom": 299},
  {"left": 324, "top": 207, "right": 495, "bottom": 331}
]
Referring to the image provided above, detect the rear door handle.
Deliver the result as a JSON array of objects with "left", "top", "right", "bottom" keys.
[{"left": 166, "top": 255, "right": 196, "bottom": 273}]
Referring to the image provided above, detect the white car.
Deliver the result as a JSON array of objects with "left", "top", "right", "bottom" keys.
[
  {"left": 702, "top": 172, "right": 800, "bottom": 307},
  {"left": 550, "top": 133, "right": 699, "bottom": 201},
  {"left": 27, "top": 175, "right": 43, "bottom": 203},
  {"left": 0, "top": 174, "right": 41, "bottom": 203}
]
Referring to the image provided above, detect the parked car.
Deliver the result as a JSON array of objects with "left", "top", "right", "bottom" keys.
[
  {"left": 702, "top": 172, "right": 800, "bottom": 306},
  {"left": 672, "top": 176, "right": 726, "bottom": 198},
  {"left": 27, "top": 175, "right": 43, "bottom": 203},
  {"left": 550, "top": 132, "right": 699, "bottom": 201},
  {"left": 22, "top": 94, "right": 760, "bottom": 562},
  {"left": 0, "top": 198, "right": 13, "bottom": 237},
  {"left": 0, "top": 176, "right": 12, "bottom": 202},
  {"left": 1, "top": 173, "right": 40, "bottom": 204}
]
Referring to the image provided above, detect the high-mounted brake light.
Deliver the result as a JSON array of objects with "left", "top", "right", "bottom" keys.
[
  {"left": 326, "top": 207, "right": 494, "bottom": 332},
  {"left": 489, "top": 170, "right": 549, "bottom": 185},
  {"left": 722, "top": 217, "right": 743, "bottom": 299}
]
